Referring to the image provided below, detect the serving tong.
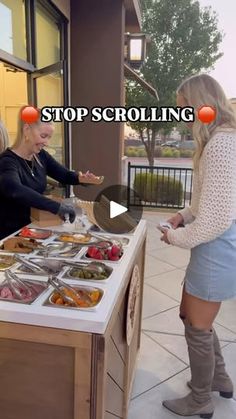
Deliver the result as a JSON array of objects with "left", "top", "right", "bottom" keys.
[
  {"left": 62, "top": 260, "right": 106, "bottom": 274},
  {"left": 78, "top": 239, "right": 113, "bottom": 249},
  {"left": 48, "top": 275, "right": 92, "bottom": 306},
  {"left": 38, "top": 242, "right": 79, "bottom": 257},
  {"left": 15, "top": 255, "right": 106, "bottom": 275},
  {"left": 5, "top": 270, "right": 32, "bottom": 299},
  {"left": 57, "top": 235, "right": 113, "bottom": 249},
  {"left": 14, "top": 254, "right": 46, "bottom": 274},
  {"left": 88, "top": 231, "right": 124, "bottom": 247}
]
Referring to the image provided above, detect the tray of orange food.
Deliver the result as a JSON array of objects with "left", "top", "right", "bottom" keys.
[
  {"left": 44, "top": 285, "right": 104, "bottom": 310},
  {"left": 56, "top": 233, "right": 93, "bottom": 244}
]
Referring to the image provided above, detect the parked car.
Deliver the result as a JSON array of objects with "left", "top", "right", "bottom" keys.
[
  {"left": 179, "top": 140, "right": 195, "bottom": 150},
  {"left": 161, "top": 141, "right": 180, "bottom": 148}
]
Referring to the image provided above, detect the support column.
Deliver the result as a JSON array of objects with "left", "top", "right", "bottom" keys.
[{"left": 71, "top": 0, "right": 125, "bottom": 199}]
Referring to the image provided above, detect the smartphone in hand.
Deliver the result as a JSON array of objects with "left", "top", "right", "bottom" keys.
[{"left": 157, "top": 221, "right": 172, "bottom": 233}]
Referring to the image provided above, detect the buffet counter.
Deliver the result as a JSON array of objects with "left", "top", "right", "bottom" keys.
[{"left": 0, "top": 219, "right": 147, "bottom": 419}]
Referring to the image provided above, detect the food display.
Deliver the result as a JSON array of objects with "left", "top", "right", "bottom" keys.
[
  {"left": 0, "top": 280, "right": 47, "bottom": 304},
  {"left": 57, "top": 233, "right": 92, "bottom": 244},
  {"left": 63, "top": 264, "right": 112, "bottom": 281},
  {"left": 85, "top": 242, "right": 123, "bottom": 261},
  {"left": 1, "top": 237, "right": 42, "bottom": 254},
  {"left": 0, "top": 255, "right": 16, "bottom": 271},
  {"left": 46, "top": 286, "right": 103, "bottom": 308},
  {"left": 18, "top": 227, "right": 52, "bottom": 240}
]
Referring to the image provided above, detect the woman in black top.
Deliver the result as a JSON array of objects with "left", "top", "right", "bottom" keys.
[{"left": 0, "top": 109, "right": 100, "bottom": 239}]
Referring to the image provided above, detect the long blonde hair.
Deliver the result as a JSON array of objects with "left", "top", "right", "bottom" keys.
[
  {"left": 0, "top": 120, "right": 9, "bottom": 153},
  {"left": 12, "top": 106, "right": 53, "bottom": 165},
  {"left": 177, "top": 74, "right": 236, "bottom": 169}
]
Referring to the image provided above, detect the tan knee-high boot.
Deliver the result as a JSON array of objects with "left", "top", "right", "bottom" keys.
[
  {"left": 163, "top": 323, "right": 214, "bottom": 418},
  {"left": 187, "top": 328, "right": 233, "bottom": 397}
]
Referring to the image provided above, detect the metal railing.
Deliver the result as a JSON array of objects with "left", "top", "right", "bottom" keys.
[{"left": 127, "top": 162, "right": 193, "bottom": 209}]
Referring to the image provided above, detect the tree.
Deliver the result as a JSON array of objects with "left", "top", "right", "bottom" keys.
[
  {"left": 177, "top": 121, "right": 192, "bottom": 141},
  {"left": 126, "top": 0, "right": 223, "bottom": 166}
]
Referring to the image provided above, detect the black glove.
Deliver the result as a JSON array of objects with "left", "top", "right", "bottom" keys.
[{"left": 57, "top": 203, "right": 76, "bottom": 223}]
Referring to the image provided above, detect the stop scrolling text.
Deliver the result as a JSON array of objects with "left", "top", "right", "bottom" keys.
[{"left": 41, "top": 106, "right": 195, "bottom": 123}]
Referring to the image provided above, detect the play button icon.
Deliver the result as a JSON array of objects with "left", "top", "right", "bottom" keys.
[
  {"left": 110, "top": 201, "right": 127, "bottom": 219},
  {"left": 92, "top": 184, "right": 143, "bottom": 234}
]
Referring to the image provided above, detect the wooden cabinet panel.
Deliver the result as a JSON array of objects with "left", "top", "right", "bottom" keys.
[{"left": 0, "top": 339, "right": 74, "bottom": 419}]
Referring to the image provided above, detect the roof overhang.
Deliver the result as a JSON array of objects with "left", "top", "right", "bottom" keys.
[
  {"left": 124, "top": 0, "right": 142, "bottom": 32},
  {"left": 124, "top": 64, "right": 159, "bottom": 100}
]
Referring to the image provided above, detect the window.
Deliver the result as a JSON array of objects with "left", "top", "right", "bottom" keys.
[
  {"left": 0, "top": 0, "right": 69, "bottom": 171},
  {"left": 36, "top": 70, "right": 64, "bottom": 164},
  {"left": 0, "top": 0, "right": 27, "bottom": 61},
  {"left": 36, "top": 2, "right": 60, "bottom": 68}
]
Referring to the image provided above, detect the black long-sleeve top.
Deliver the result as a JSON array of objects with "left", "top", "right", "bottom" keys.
[{"left": 0, "top": 148, "right": 80, "bottom": 239}]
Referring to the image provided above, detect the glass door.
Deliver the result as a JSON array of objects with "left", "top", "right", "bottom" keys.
[
  {"left": 32, "top": 61, "right": 69, "bottom": 196},
  {"left": 33, "top": 63, "right": 65, "bottom": 164}
]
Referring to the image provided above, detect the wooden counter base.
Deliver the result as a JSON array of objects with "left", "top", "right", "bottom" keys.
[{"left": 0, "top": 240, "right": 146, "bottom": 419}]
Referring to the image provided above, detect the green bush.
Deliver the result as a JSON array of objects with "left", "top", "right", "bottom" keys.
[
  {"left": 134, "top": 172, "right": 183, "bottom": 206},
  {"left": 137, "top": 148, "right": 147, "bottom": 157},
  {"left": 125, "top": 145, "right": 193, "bottom": 158},
  {"left": 161, "top": 147, "right": 180, "bottom": 158},
  {"left": 161, "top": 147, "right": 174, "bottom": 157},
  {"left": 125, "top": 146, "right": 136, "bottom": 157},
  {"left": 125, "top": 146, "right": 146, "bottom": 157},
  {"left": 172, "top": 149, "right": 180, "bottom": 158},
  {"left": 179, "top": 149, "right": 194, "bottom": 158}
]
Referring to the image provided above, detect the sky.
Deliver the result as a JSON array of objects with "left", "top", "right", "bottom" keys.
[{"left": 199, "top": 0, "right": 236, "bottom": 98}]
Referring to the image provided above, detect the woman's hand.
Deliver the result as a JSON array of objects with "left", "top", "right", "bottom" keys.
[
  {"left": 78, "top": 171, "right": 104, "bottom": 185},
  {"left": 57, "top": 203, "right": 76, "bottom": 223},
  {"left": 160, "top": 229, "right": 171, "bottom": 244},
  {"left": 167, "top": 212, "right": 184, "bottom": 229}
]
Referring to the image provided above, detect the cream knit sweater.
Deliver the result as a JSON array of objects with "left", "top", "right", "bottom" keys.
[{"left": 167, "top": 129, "right": 236, "bottom": 249}]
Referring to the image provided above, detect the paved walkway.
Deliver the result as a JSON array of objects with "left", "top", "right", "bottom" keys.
[{"left": 128, "top": 211, "right": 236, "bottom": 419}]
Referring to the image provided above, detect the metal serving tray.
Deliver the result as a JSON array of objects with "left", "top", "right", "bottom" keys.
[
  {"left": 16, "top": 228, "right": 52, "bottom": 240},
  {"left": 87, "top": 229, "right": 130, "bottom": 246},
  {"left": 43, "top": 285, "right": 104, "bottom": 311},
  {"left": 62, "top": 264, "right": 113, "bottom": 282},
  {"left": 81, "top": 250, "right": 124, "bottom": 264},
  {"left": 34, "top": 242, "right": 81, "bottom": 258},
  {"left": 55, "top": 233, "right": 96, "bottom": 245},
  {"left": 14, "top": 258, "right": 66, "bottom": 276},
  {"left": 0, "top": 255, "right": 16, "bottom": 271},
  {"left": 0, "top": 279, "right": 48, "bottom": 305}
]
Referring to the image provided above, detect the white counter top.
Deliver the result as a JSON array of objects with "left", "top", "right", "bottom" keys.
[{"left": 0, "top": 220, "right": 147, "bottom": 334}]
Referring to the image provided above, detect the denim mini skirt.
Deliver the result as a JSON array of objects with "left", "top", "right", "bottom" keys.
[{"left": 184, "top": 222, "right": 236, "bottom": 301}]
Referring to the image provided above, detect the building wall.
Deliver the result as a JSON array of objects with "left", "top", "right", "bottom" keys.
[{"left": 70, "top": 0, "right": 125, "bottom": 199}]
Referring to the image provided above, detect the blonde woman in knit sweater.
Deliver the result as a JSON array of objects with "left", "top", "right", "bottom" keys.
[{"left": 161, "top": 74, "right": 236, "bottom": 418}]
